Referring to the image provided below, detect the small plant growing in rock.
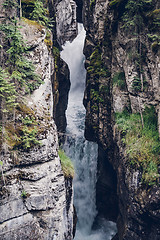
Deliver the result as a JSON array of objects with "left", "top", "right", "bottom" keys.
[
  {"left": 58, "top": 149, "right": 74, "bottom": 178},
  {"left": 21, "top": 190, "right": 29, "bottom": 199}
]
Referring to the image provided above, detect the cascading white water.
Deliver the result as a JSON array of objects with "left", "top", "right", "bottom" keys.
[{"left": 61, "top": 24, "right": 117, "bottom": 240}]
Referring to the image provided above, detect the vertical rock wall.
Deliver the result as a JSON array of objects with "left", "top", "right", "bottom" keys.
[
  {"left": 0, "top": 1, "right": 74, "bottom": 239},
  {"left": 55, "top": 0, "right": 78, "bottom": 45},
  {"left": 82, "top": 0, "right": 160, "bottom": 239},
  {"left": 48, "top": 0, "right": 78, "bottom": 136}
]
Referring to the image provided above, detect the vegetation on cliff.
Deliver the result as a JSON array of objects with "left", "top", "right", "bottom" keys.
[
  {"left": 0, "top": 1, "right": 52, "bottom": 156},
  {"left": 58, "top": 149, "right": 74, "bottom": 178},
  {"left": 116, "top": 106, "right": 160, "bottom": 185}
]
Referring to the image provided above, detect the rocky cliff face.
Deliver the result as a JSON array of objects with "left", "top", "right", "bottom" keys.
[
  {"left": 48, "top": 0, "right": 78, "bottom": 136},
  {"left": 0, "top": 2, "right": 74, "bottom": 239},
  {"left": 82, "top": 0, "right": 160, "bottom": 239},
  {"left": 54, "top": 0, "right": 77, "bottom": 45}
]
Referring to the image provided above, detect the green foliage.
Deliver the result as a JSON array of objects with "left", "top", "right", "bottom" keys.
[
  {"left": 0, "top": 68, "right": 17, "bottom": 113},
  {"left": 112, "top": 71, "right": 126, "bottom": 90},
  {"left": 0, "top": 19, "right": 42, "bottom": 94},
  {"left": 109, "top": 0, "right": 125, "bottom": 8},
  {"left": 148, "top": 34, "right": 160, "bottom": 52},
  {"left": 88, "top": 47, "right": 110, "bottom": 79},
  {"left": 0, "top": 161, "right": 3, "bottom": 166},
  {"left": 115, "top": 106, "right": 160, "bottom": 185},
  {"left": 13, "top": 112, "right": 41, "bottom": 151},
  {"left": 3, "top": 0, "right": 17, "bottom": 10},
  {"left": 17, "top": 126, "right": 40, "bottom": 151},
  {"left": 147, "top": 8, "right": 160, "bottom": 30},
  {"left": 44, "top": 30, "right": 52, "bottom": 50},
  {"left": 90, "top": 0, "right": 96, "bottom": 10},
  {"left": 90, "top": 89, "right": 104, "bottom": 103},
  {"left": 53, "top": 46, "right": 60, "bottom": 71},
  {"left": 122, "top": 0, "right": 152, "bottom": 31},
  {"left": 58, "top": 149, "right": 74, "bottom": 178},
  {"left": 0, "top": 68, "right": 17, "bottom": 152},
  {"left": 132, "top": 76, "right": 148, "bottom": 92},
  {"left": 21, "top": 190, "right": 28, "bottom": 198},
  {"left": 3, "top": 103, "right": 42, "bottom": 152},
  {"left": 22, "top": 0, "right": 54, "bottom": 28},
  {"left": 29, "top": 0, "right": 49, "bottom": 26}
]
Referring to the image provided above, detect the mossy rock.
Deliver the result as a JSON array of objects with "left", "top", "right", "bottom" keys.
[
  {"left": 58, "top": 149, "right": 74, "bottom": 178},
  {"left": 151, "top": 41, "right": 159, "bottom": 52},
  {"left": 44, "top": 39, "right": 53, "bottom": 50},
  {"left": 22, "top": 18, "right": 43, "bottom": 31},
  {"left": 22, "top": 0, "right": 36, "bottom": 3},
  {"left": 109, "top": 0, "right": 125, "bottom": 8}
]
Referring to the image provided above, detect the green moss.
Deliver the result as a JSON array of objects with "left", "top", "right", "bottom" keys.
[
  {"left": 17, "top": 103, "right": 35, "bottom": 116},
  {"left": 22, "top": 0, "right": 49, "bottom": 26},
  {"left": 88, "top": 47, "right": 110, "bottom": 78},
  {"left": 132, "top": 76, "right": 148, "bottom": 92},
  {"left": 90, "top": 0, "right": 96, "bottom": 10},
  {"left": 58, "top": 149, "right": 74, "bottom": 178},
  {"left": 112, "top": 71, "right": 126, "bottom": 90},
  {"left": 90, "top": 89, "right": 104, "bottom": 103},
  {"left": 151, "top": 41, "right": 159, "bottom": 52},
  {"left": 53, "top": 46, "right": 60, "bottom": 71},
  {"left": 22, "top": 17, "right": 43, "bottom": 31},
  {"left": 44, "top": 38, "right": 53, "bottom": 50},
  {"left": 109, "top": 0, "right": 124, "bottom": 8},
  {"left": 22, "top": 0, "right": 35, "bottom": 3},
  {"left": 3, "top": 103, "right": 42, "bottom": 152},
  {"left": 115, "top": 106, "right": 160, "bottom": 186}
]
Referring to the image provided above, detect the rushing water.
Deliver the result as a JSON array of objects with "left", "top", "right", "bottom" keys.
[{"left": 61, "top": 24, "right": 117, "bottom": 240}]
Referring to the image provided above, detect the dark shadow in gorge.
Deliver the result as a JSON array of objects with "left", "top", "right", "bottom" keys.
[{"left": 96, "top": 147, "right": 119, "bottom": 223}]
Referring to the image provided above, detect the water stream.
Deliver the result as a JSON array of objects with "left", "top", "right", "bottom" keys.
[{"left": 61, "top": 24, "right": 117, "bottom": 240}]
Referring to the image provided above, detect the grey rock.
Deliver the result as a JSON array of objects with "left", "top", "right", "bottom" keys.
[
  {"left": 55, "top": 0, "right": 78, "bottom": 45},
  {"left": 0, "top": 12, "right": 73, "bottom": 240}
]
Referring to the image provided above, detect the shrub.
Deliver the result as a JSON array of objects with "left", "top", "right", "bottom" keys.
[{"left": 58, "top": 149, "right": 74, "bottom": 178}]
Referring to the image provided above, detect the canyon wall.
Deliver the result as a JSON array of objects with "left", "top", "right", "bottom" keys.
[
  {"left": 0, "top": 0, "right": 77, "bottom": 239},
  {"left": 82, "top": 0, "right": 160, "bottom": 239}
]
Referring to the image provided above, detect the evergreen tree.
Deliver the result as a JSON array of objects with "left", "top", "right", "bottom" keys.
[
  {"left": 29, "top": 0, "right": 49, "bottom": 26},
  {"left": 0, "top": 18, "right": 42, "bottom": 93},
  {"left": 0, "top": 68, "right": 17, "bottom": 152},
  {"left": 122, "top": 0, "right": 152, "bottom": 32}
]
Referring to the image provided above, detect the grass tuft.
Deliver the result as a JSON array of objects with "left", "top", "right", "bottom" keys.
[{"left": 58, "top": 149, "right": 74, "bottom": 178}]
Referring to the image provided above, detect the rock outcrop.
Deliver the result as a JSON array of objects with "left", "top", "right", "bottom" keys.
[
  {"left": 0, "top": 3, "right": 73, "bottom": 240},
  {"left": 48, "top": 0, "right": 77, "bottom": 136},
  {"left": 82, "top": 0, "right": 160, "bottom": 239},
  {"left": 55, "top": 0, "right": 78, "bottom": 45}
]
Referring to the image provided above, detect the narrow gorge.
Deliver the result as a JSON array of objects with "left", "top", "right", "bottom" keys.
[{"left": 0, "top": 0, "right": 160, "bottom": 240}]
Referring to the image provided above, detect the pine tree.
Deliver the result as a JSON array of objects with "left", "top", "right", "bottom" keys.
[
  {"left": 0, "top": 68, "right": 17, "bottom": 153},
  {"left": 0, "top": 18, "right": 42, "bottom": 93}
]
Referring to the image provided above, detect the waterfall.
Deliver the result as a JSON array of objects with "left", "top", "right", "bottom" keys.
[{"left": 61, "top": 24, "right": 117, "bottom": 240}]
